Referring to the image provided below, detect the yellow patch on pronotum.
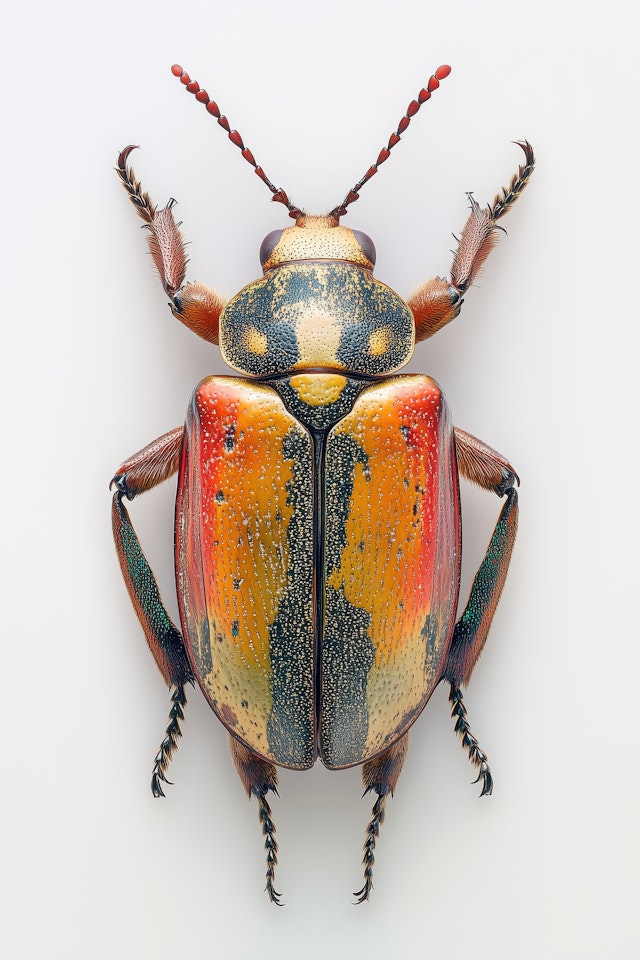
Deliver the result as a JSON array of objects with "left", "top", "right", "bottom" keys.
[
  {"left": 243, "top": 325, "right": 268, "bottom": 355},
  {"left": 368, "top": 326, "right": 391, "bottom": 356},
  {"left": 295, "top": 313, "right": 344, "bottom": 367}
]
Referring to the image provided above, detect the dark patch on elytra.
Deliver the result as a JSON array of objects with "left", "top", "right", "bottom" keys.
[
  {"left": 323, "top": 432, "right": 368, "bottom": 576},
  {"left": 272, "top": 376, "right": 366, "bottom": 433},
  {"left": 220, "top": 704, "right": 238, "bottom": 727},
  {"left": 266, "top": 425, "right": 316, "bottom": 768},
  {"left": 321, "top": 419, "right": 379, "bottom": 766},
  {"left": 224, "top": 423, "right": 236, "bottom": 451},
  {"left": 320, "top": 584, "right": 374, "bottom": 767}
]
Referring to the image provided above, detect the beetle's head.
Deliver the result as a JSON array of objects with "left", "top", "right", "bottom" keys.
[{"left": 259, "top": 214, "right": 376, "bottom": 272}]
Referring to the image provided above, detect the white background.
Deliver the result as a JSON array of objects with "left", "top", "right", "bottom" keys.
[{"left": 2, "top": 1, "right": 638, "bottom": 957}]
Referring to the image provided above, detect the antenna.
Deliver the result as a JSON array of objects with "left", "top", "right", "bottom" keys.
[
  {"left": 330, "top": 65, "right": 451, "bottom": 219},
  {"left": 171, "top": 64, "right": 303, "bottom": 219}
]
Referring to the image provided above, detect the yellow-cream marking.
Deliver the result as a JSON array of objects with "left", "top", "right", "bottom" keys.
[
  {"left": 368, "top": 326, "right": 391, "bottom": 356},
  {"left": 289, "top": 374, "right": 347, "bottom": 406},
  {"left": 295, "top": 312, "right": 344, "bottom": 367},
  {"left": 243, "top": 325, "right": 268, "bottom": 355}
]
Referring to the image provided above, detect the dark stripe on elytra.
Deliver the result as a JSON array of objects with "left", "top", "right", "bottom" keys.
[
  {"left": 269, "top": 375, "right": 371, "bottom": 758},
  {"left": 321, "top": 430, "right": 375, "bottom": 766},
  {"left": 266, "top": 426, "right": 316, "bottom": 767},
  {"left": 324, "top": 432, "right": 368, "bottom": 573}
]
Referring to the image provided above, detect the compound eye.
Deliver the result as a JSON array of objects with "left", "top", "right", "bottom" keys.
[
  {"left": 352, "top": 230, "right": 376, "bottom": 266},
  {"left": 259, "top": 229, "right": 283, "bottom": 265}
]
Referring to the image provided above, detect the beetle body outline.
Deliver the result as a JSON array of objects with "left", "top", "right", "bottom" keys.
[{"left": 111, "top": 64, "right": 533, "bottom": 903}]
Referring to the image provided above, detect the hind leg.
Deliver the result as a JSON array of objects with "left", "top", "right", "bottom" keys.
[
  {"left": 229, "top": 737, "right": 281, "bottom": 904},
  {"left": 355, "top": 734, "right": 409, "bottom": 903}
]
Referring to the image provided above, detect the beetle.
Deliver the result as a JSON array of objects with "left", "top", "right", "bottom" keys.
[{"left": 111, "top": 62, "right": 534, "bottom": 903}]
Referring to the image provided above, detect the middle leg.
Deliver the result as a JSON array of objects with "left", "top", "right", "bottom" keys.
[
  {"left": 111, "top": 426, "right": 194, "bottom": 795},
  {"left": 229, "top": 737, "right": 281, "bottom": 904}
]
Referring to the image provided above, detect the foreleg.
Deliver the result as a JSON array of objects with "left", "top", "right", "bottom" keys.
[
  {"left": 117, "top": 146, "right": 226, "bottom": 343},
  {"left": 408, "top": 141, "right": 534, "bottom": 341}
]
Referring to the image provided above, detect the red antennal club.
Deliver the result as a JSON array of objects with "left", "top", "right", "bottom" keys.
[
  {"left": 330, "top": 65, "right": 452, "bottom": 219},
  {"left": 171, "top": 64, "right": 303, "bottom": 220}
]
